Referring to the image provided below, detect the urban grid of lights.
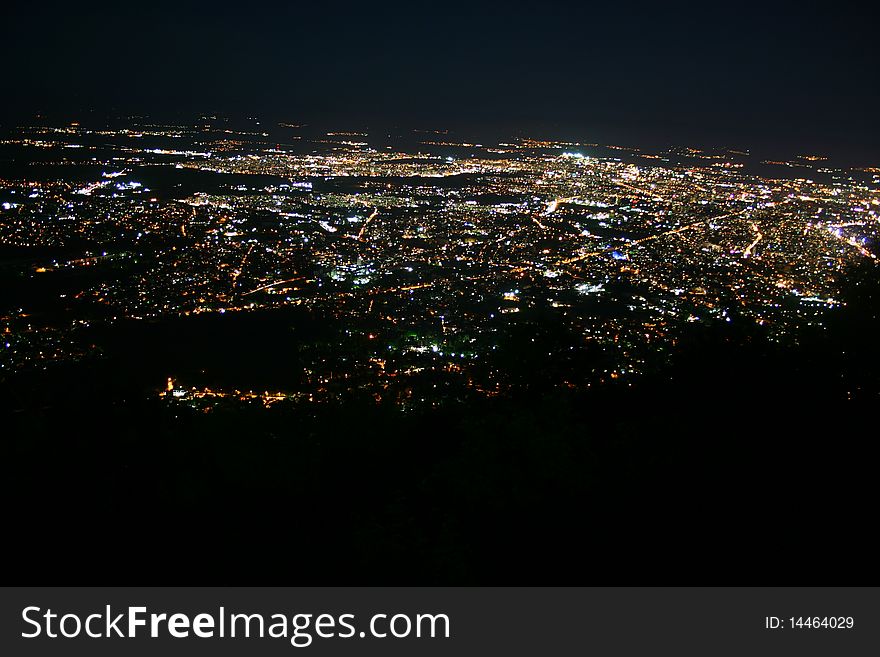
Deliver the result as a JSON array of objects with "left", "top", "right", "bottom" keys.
[{"left": 1, "top": 119, "right": 878, "bottom": 407}]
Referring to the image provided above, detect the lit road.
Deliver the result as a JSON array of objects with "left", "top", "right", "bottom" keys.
[
  {"left": 357, "top": 207, "right": 380, "bottom": 240},
  {"left": 743, "top": 222, "right": 763, "bottom": 258}
]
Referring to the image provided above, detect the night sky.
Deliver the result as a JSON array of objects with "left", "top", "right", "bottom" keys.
[{"left": 4, "top": 1, "right": 877, "bottom": 160}]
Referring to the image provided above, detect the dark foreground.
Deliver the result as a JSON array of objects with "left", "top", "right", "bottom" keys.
[{"left": 4, "top": 271, "right": 880, "bottom": 584}]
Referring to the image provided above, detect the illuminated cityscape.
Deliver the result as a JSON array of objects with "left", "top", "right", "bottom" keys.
[
  {"left": 5, "top": 0, "right": 880, "bottom": 584},
  {"left": 2, "top": 118, "right": 878, "bottom": 408}
]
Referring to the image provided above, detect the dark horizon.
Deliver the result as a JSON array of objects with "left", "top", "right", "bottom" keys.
[{"left": 4, "top": 1, "right": 878, "bottom": 162}]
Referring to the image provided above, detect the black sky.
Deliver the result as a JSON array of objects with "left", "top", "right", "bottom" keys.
[{"left": 4, "top": 1, "right": 878, "bottom": 160}]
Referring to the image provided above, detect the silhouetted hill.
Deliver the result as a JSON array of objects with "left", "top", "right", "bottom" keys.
[{"left": 4, "top": 264, "right": 879, "bottom": 583}]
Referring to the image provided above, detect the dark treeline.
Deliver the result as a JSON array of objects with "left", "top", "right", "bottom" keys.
[{"left": 4, "top": 265, "right": 879, "bottom": 584}]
